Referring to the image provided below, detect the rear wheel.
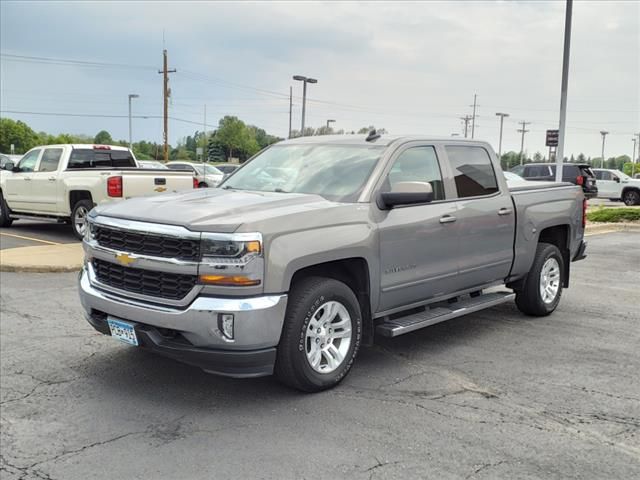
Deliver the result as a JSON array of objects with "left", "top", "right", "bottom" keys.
[
  {"left": 0, "top": 193, "right": 13, "bottom": 227},
  {"left": 71, "top": 200, "right": 93, "bottom": 240},
  {"left": 515, "top": 242, "right": 564, "bottom": 316},
  {"left": 622, "top": 190, "right": 640, "bottom": 206},
  {"left": 275, "top": 276, "right": 362, "bottom": 392}
]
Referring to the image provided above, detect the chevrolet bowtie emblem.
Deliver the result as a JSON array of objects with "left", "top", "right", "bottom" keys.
[
  {"left": 154, "top": 186, "right": 167, "bottom": 192},
  {"left": 115, "top": 253, "right": 136, "bottom": 267}
]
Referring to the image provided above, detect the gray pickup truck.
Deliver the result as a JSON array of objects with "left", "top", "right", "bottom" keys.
[{"left": 79, "top": 134, "right": 587, "bottom": 392}]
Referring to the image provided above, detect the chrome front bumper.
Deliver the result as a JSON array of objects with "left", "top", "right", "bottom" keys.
[{"left": 78, "top": 266, "right": 288, "bottom": 351}]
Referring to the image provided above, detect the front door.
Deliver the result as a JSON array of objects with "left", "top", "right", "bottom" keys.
[
  {"left": 594, "top": 170, "right": 621, "bottom": 199},
  {"left": 31, "top": 147, "right": 63, "bottom": 213},
  {"left": 377, "top": 145, "right": 459, "bottom": 312},
  {"left": 444, "top": 145, "right": 515, "bottom": 290},
  {"left": 3, "top": 149, "right": 41, "bottom": 211}
]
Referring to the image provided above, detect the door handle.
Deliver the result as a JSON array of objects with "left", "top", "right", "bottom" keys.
[
  {"left": 498, "top": 208, "right": 513, "bottom": 216},
  {"left": 23, "top": 177, "right": 31, "bottom": 181},
  {"left": 439, "top": 215, "right": 457, "bottom": 224},
  {"left": 48, "top": 177, "right": 56, "bottom": 181}
]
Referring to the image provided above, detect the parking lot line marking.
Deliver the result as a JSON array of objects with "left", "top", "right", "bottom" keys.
[{"left": 0, "top": 232, "right": 61, "bottom": 246}]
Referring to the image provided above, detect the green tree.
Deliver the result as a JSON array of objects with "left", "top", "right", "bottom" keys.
[
  {"left": 357, "top": 126, "right": 387, "bottom": 134},
  {"left": 94, "top": 130, "right": 113, "bottom": 144},
  {"left": 0, "top": 118, "right": 39, "bottom": 153}
]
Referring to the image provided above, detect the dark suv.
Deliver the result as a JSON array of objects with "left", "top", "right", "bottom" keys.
[{"left": 510, "top": 163, "right": 598, "bottom": 198}]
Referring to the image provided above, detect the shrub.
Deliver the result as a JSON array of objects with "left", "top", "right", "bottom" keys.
[{"left": 587, "top": 207, "right": 640, "bottom": 223}]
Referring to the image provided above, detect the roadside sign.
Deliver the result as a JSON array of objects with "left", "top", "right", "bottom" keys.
[{"left": 546, "top": 129, "right": 559, "bottom": 147}]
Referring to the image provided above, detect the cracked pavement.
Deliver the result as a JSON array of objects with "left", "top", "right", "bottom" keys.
[{"left": 1, "top": 231, "right": 639, "bottom": 479}]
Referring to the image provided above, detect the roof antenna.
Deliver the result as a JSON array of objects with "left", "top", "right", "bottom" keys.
[{"left": 365, "top": 129, "right": 381, "bottom": 142}]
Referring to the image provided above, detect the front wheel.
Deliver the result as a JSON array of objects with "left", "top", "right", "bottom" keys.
[
  {"left": 623, "top": 190, "right": 640, "bottom": 206},
  {"left": 515, "top": 242, "right": 564, "bottom": 316},
  {"left": 0, "top": 193, "right": 13, "bottom": 227},
  {"left": 71, "top": 200, "right": 93, "bottom": 240},
  {"left": 275, "top": 277, "right": 362, "bottom": 392}
]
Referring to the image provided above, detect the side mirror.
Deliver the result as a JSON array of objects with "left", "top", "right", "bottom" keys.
[
  {"left": 613, "top": 176, "right": 620, "bottom": 183},
  {"left": 379, "top": 181, "right": 434, "bottom": 209},
  {"left": 4, "top": 161, "right": 15, "bottom": 171}
]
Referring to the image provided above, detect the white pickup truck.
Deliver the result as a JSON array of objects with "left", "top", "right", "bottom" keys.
[{"left": 0, "top": 144, "right": 196, "bottom": 238}]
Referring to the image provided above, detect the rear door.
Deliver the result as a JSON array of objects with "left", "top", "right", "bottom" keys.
[
  {"left": 377, "top": 144, "right": 459, "bottom": 311},
  {"left": 3, "top": 149, "right": 41, "bottom": 211},
  {"left": 594, "top": 170, "right": 620, "bottom": 198},
  {"left": 31, "top": 147, "right": 64, "bottom": 212},
  {"left": 445, "top": 145, "right": 515, "bottom": 290}
]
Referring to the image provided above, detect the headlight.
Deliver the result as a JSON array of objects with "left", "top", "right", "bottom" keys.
[
  {"left": 200, "top": 233, "right": 262, "bottom": 260},
  {"left": 84, "top": 219, "right": 97, "bottom": 242}
]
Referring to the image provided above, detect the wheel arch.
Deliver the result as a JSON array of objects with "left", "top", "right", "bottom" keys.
[
  {"left": 69, "top": 190, "right": 94, "bottom": 213},
  {"left": 536, "top": 225, "right": 571, "bottom": 288},
  {"left": 289, "top": 258, "right": 374, "bottom": 346}
]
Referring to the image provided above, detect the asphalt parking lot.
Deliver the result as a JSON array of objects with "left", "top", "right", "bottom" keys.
[
  {"left": 0, "top": 221, "right": 77, "bottom": 249},
  {"left": 1, "top": 231, "right": 639, "bottom": 479}
]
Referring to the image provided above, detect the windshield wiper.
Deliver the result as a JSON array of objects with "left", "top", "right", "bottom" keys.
[{"left": 274, "top": 188, "right": 288, "bottom": 193}]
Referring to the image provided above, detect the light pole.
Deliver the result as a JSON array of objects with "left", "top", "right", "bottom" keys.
[
  {"left": 128, "top": 94, "right": 139, "bottom": 149},
  {"left": 495, "top": 112, "right": 509, "bottom": 161},
  {"left": 600, "top": 130, "right": 609, "bottom": 168},
  {"left": 293, "top": 75, "right": 317, "bottom": 136},
  {"left": 555, "top": 0, "right": 573, "bottom": 182},
  {"left": 632, "top": 136, "right": 638, "bottom": 177}
]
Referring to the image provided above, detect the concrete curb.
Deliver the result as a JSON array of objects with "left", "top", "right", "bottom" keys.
[
  {"left": 585, "top": 222, "right": 640, "bottom": 236},
  {"left": 0, "top": 243, "right": 83, "bottom": 273}
]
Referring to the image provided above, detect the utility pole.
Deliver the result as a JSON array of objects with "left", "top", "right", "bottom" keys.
[
  {"left": 203, "top": 104, "right": 207, "bottom": 163},
  {"left": 555, "top": 0, "right": 573, "bottom": 182},
  {"left": 158, "top": 49, "right": 176, "bottom": 161},
  {"left": 288, "top": 86, "right": 293, "bottom": 139},
  {"left": 128, "top": 93, "right": 139, "bottom": 149},
  {"left": 470, "top": 94, "right": 478, "bottom": 139},
  {"left": 518, "top": 121, "right": 531, "bottom": 165},
  {"left": 460, "top": 115, "right": 472, "bottom": 138},
  {"left": 495, "top": 112, "right": 509, "bottom": 161},
  {"left": 600, "top": 130, "right": 609, "bottom": 168}
]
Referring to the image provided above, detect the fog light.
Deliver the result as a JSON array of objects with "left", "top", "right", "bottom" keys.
[{"left": 218, "top": 313, "right": 234, "bottom": 340}]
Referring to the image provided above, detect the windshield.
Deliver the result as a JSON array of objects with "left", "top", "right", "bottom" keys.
[
  {"left": 194, "top": 164, "right": 222, "bottom": 176},
  {"left": 221, "top": 144, "right": 384, "bottom": 202}
]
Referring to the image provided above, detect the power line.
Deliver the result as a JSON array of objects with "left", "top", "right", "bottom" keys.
[{"left": 0, "top": 53, "right": 156, "bottom": 70}]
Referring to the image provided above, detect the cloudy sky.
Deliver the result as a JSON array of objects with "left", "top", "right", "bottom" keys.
[{"left": 1, "top": 0, "right": 638, "bottom": 159}]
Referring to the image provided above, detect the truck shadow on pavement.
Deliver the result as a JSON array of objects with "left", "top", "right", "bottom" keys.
[{"left": 78, "top": 302, "right": 527, "bottom": 406}]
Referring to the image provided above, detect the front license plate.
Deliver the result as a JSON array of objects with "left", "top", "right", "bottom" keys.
[{"left": 107, "top": 317, "right": 138, "bottom": 346}]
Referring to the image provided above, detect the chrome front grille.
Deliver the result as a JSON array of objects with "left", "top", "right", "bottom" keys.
[
  {"left": 92, "top": 259, "right": 197, "bottom": 300},
  {"left": 94, "top": 225, "right": 200, "bottom": 261}
]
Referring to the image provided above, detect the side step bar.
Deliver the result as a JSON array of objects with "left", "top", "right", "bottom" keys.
[{"left": 376, "top": 291, "right": 516, "bottom": 338}]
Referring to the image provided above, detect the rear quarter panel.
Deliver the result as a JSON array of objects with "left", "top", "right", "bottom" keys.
[{"left": 509, "top": 184, "right": 584, "bottom": 280}]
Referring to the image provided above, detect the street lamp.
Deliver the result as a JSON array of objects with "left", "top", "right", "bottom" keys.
[
  {"left": 293, "top": 75, "right": 317, "bottom": 136},
  {"left": 128, "top": 94, "right": 140, "bottom": 148},
  {"left": 632, "top": 136, "right": 638, "bottom": 177},
  {"left": 326, "top": 119, "right": 336, "bottom": 130},
  {"left": 495, "top": 112, "right": 509, "bottom": 161},
  {"left": 600, "top": 130, "right": 609, "bottom": 168}
]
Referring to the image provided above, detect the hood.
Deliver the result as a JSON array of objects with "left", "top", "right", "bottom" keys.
[{"left": 93, "top": 188, "right": 338, "bottom": 233}]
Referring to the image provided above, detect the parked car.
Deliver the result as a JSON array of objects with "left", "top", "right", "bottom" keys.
[
  {"left": 166, "top": 162, "right": 224, "bottom": 187},
  {"left": 592, "top": 168, "right": 640, "bottom": 205},
  {"left": 510, "top": 163, "right": 598, "bottom": 198},
  {"left": 79, "top": 135, "right": 587, "bottom": 392},
  {"left": 0, "top": 144, "right": 197, "bottom": 238},
  {"left": 213, "top": 163, "right": 241, "bottom": 177},
  {"left": 138, "top": 160, "right": 168, "bottom": 169}
]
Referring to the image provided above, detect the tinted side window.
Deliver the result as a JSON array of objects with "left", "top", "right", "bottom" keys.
[
  {"left": 387, "top": 146, "right": 445, "bottom": 200},
  {"left": 38, "top": 148, "right": 63, "bottom": 172},
  {"left": 599, "top": 171, "right": 611, "bottom": 181},
  {"left": 68, "top": 149, "right": 136, "bottom": 169},
  {"left": 445, "top": 146, "right": 498, "bottom": 198},
  {"left": 18, "top": 150, "right": 40, "bottom": 172}
]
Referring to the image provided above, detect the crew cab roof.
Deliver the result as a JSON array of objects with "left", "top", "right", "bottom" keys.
[
  {"left": 32, "top": 144, "right": 132, "bottom": 151},
  {"left": 279, "top": 134, "right": 492, "bottom": 148}
]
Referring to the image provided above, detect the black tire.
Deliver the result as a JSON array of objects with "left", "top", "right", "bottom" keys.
[
  {"left": 198, "top": 182, "right": 208, "bottom": 188},
  {"left": 622, "top": 190, "right": 640, "bottom": 206},
  {"left": 515, "top": 242, "right": 564, "bottom": 317},
  {"left": 70, "top": 199, "right": 94, "bottom": 240},
  {"left": 0, "top": 192, "right": 13, "bottom": 227},
  {"left": 275, "top": 276, "right": 362, "bottom": 392}
]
